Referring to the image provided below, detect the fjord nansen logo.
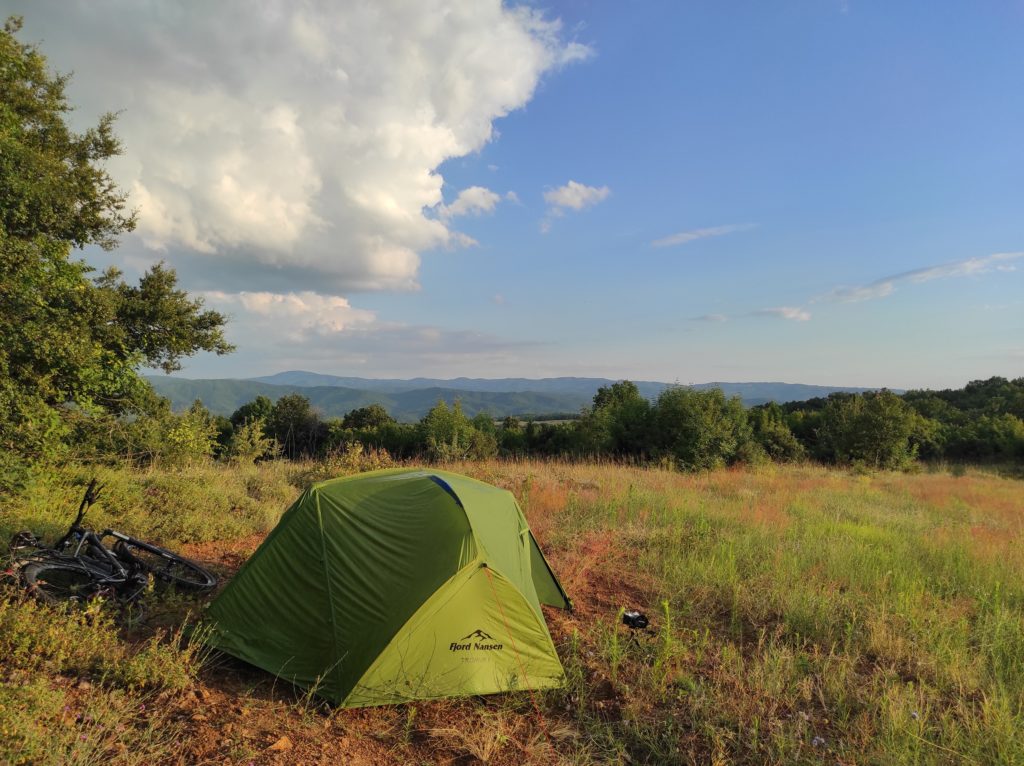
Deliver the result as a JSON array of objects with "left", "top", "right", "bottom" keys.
[{"left": 450, "top": 628, "right": 503, "bottom": 652}]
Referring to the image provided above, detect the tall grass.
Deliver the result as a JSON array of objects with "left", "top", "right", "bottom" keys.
[
  {"left": 452, "top": 460, "right": 1024, "bottom": 765},
  {"left": 0, "top": 458, "right": 1020, "bottom": 764}
]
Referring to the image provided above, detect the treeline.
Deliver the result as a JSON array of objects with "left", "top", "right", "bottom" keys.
[{"left": 140, "top": 376, "right": 1023, "bottom": 472}]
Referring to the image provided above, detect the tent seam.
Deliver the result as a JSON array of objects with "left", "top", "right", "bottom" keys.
[
  {"left": 430, "top": 473, "right": 483, "bottom": 566},
  {"left": 315, "top": 489, "right": 343, "bottom": 701}
]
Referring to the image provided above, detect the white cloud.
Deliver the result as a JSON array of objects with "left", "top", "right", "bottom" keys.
[
  {"left": 691, "top": 313, "right": 729, "bottom": 322},
  {"left": 197, "top": 289, "right": 540, "bottom": 375},
  {"left": 651, "top": 223, "right": 754, "bottom": 249},
  {"left": 438, "top": 186, "right": 502, "bottom": 220},
  {"left": 822, "top": 282, "right": 896, "bottom": 303},
  {"left": 24, "top": 2, "right": 590, "bottom": 293},
  {"left": 544, "top": 180, "right": 611, "bottom": 213},
  {"left": 819, "top": 252, "right": 1024, "bottom": 303},
  {"left": 204, "top": 290, "right": 376, "bottom": 340},
  {"left": 755, "top": 307, "right": 811, "bottom": 321}
]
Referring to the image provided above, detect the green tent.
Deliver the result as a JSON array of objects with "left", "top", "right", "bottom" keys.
[{"left": 206, "top": 468, "right": 570, "bottom": 706}]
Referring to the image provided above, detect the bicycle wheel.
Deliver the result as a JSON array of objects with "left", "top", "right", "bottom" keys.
[
  {"left": 113, "top": 539, "right": 217, "bottom": 593},
  {"left": 21, "top": 561, "right": 101, "bottom": 605}
]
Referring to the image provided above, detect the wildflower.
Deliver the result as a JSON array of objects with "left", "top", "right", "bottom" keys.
[{"left": 812, "top": 736, "right": 826, "bottom": 748}]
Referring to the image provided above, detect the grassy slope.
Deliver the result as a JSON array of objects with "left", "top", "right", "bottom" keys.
[
  {"left": 0, "top": 460, "right": 1021, "bottom": 765},
  {"left": 145, "top": 376, "right": 587, "bottom": 420}
]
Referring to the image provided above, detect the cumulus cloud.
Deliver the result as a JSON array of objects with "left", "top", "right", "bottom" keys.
[
  {"left": 204, "top": 290, "right": 376, "bottom": 340},
  {"left": 540, "top": 180, "right": 610, "bottom": 232},
  {"left": 819, "top": 252, "right": 1024, "bottom": 303},
  {"left": 437, "top": 186, "right": 502, "bottom": 220},
  {"left": 755, "top": 307, "right": 811, "bottom": 321},
  {"left": 22, "top": 1, "right": 590, "bottom": 293},
  {"left": 544, "top": 180, "right": 611, "bottom": 213},
  {"left": 651, "top": 223, "right": 754, "bottom": 249}
]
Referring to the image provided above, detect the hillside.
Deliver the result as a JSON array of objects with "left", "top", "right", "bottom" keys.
[
  {"left": 146, "top": 377, "right": 588, "bottom": 421},
  {"left": 148, "top": 373, "right": 884, "bottom": 419},
  {"left": 1, "top": 460, "right": 1020, "bottom": 765}
]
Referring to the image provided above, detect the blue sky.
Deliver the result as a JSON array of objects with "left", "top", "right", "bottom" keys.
[{"left": 13, "top": 1, "right": 1024, "bottom": 388}]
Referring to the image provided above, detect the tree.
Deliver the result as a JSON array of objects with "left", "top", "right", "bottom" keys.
[
  {"left": 0, "top": 18, "right": 232, "bottom": 477},
  {"left": 342, "top": 404, "right": 395, "bottom": 430},
  {"left": 498, "top": 416, "right": 527, "bottom": 456},
  {"left": 231, "top": 396, "right": 274, "bottom": 427},
  {"left": 0, "top": 17, "right": 134, "bottom": 248},
  {"left": 817, "top": 390, "right": 917, "bottom": 469},
  {"left": 749, "top": 402, "right": 805, "bottom": 462},
  {"left": 226, "top": 418, "right": 278, "bottom": 465},
  {"left": 599, "top": 381, "right": 653, "bottom": 457},
  {"left": 653, "top": 386, "right": 752, "bottom": 470},
  {"left": 418, "top": 400, "right": 497, "bottom": 461},
  {"left": 267, "top": 394, "right": 323, "bottom": 458},
  {"left": 593, "top": 381, "right": 643, "bottom": 411},
  {"left": 163, "top": 400, "right": 219, "bottom": 467},
  {"left": 95, "top": 263, "right": 233, "bottom": 374}
]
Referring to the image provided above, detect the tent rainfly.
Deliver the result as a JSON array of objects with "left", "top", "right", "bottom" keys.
[{"left": 206, "top": 468, "right": 570, "bottom": 706}]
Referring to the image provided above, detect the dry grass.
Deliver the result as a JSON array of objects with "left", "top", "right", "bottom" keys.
[{"left": 1, "top": 459, "right": 1022, "bottom": 764}]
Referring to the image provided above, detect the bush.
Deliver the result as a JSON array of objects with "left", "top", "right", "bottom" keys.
[
  {"left": 653, "top": 387, "right": 752, "bottom": 470},
  {"left": 817, "top": 390, "right": 917, "bottom": 469},
  {"left": 225, "top": 418, "right": 277, "bottom": 465}
]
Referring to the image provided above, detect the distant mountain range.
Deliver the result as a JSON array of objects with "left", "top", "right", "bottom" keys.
[{"left": 146, "top": 371, "right": 886, "bottom": 421}]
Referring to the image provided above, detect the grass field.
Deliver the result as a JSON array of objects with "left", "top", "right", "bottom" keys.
[{"left": 1, "top": 459, "right": 1021, "bottom": 765}]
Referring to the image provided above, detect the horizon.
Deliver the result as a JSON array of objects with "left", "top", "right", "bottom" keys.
[
  {"left": 11, "top": 1, "right": 1023, "bottom": 390},
  {"left": 158, "top": 367, "right": 916, "bottom": 393}
]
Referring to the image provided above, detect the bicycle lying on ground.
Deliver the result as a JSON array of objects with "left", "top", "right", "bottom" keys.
[{"left": 8, "top": 479, "right": 217, "bottom": 611}]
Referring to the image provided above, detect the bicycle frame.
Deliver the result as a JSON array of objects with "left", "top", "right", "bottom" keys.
[
  {"left": 62, "top": 528, "right": 131, "bottom": 580},
  {"left": 13, "top": 478, "right": 215, "bottom": 601},
  {"left": 52, "top": 478, "right": 101, "bottom": 551},
  {"left": 33, "top": 480, "right": 148, "bottom": 597}
]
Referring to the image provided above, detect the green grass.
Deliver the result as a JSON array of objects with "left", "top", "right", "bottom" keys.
[
  {"left": 0, "top": 459, "right": 1022, "bottom": 764},
  {"left": 479, "top": 461, "right": 1024, "bottom": 765}
]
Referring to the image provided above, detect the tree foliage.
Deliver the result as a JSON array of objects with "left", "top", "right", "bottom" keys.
[
  {"left": 749, "top": 402, "right": 805, "bottom": 463},
  {"left": 582, "top": 381, "right": 653, "bottom": 457},
  {"left": 342, "top": 404, "right": 395, "bottom": 430},
  {"left": 654, "top": 387, "right": 753, "bottom": 470},
  {"left": 267, "top": 394, "right": 324, "bottom": 459},
  {"left": 817, "top": 390, "right": 918, "bottom": 469},
  {"left": 226, "top": 418, "right": 277, "bottom": 465},
  {"left": 230, "top": 396, "right": 274, "bottom": 427},
  {"left": 217, "top": 378, "right": 1023, "bottom": 473},
  {"left": 0, "top": 17, "right": 134, "bottom": 249},
  {"left": 0, "top": 18, "right": 232, "bottom": 477},
  {"left": 418, "top": 400, "right": 497, "bottom": 461}
]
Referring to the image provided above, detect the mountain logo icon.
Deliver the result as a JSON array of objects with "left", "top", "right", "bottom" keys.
[{"left": 460, "top": 629, "right": 495, "bottom": 642}]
